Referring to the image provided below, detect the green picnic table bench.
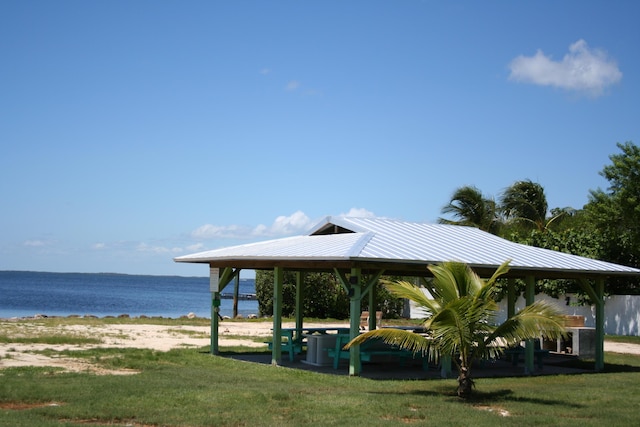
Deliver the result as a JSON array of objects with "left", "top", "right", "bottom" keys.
[
  {"left": 266, "top": 327, "right": 349, "bottom": 362},
  {"left": 326, "top": 333, "right": 428, "bottom": 371},
  {"left": 504, "top": 342, "right": 550, "bottom": 369}
]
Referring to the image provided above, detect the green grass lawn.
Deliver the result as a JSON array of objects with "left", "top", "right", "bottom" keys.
[{"left": 1, "top": 318, "right": 639, "bottom": 426}]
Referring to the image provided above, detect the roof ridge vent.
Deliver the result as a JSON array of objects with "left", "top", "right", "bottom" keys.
[{"left": 311, "top": 223, "right": 355, "bottom": 236}]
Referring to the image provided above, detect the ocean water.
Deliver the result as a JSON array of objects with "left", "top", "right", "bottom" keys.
[{"left": 0, "top": 271, "right": 258, "bottom": 319}]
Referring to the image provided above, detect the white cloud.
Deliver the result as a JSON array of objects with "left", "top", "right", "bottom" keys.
[
  {"left": 189, "top": 209, "right": 378, "bottom": 243},
  {"left": 190, "top": 211, "right": 312, "bottom": 241},
  {"left": 508, "top": 39, "right": 622, "bottom": 96},
  {"left": 92, "top": 243, "right": 106, "bottom": 250},
  {"left": 255, "top": 210, "right": 313, "bottom": 236},
  {"left": 137, "top": 243, "right": 171, "bottom": 254},
  {"left": 285, "top": 80, "right": 300, "bottom": 91},
  {"left": 186, "top": 243, "right": 205, "bottom": 252},
  {"left": 190, "top": 224, "right": 251, "bottom": 239},
  {"left": 339, "top": 208, "right": 375, "bottom": 218},
  {"left": 252, "top": 224, "right": 268, "bottom": 236},
  {"left": 23, "top": 240, "right": 47, "bottom": 247},
  {"left": 260, "top": 68, "right": 270, "bottom": 75},
  {"left": 137, "top": 242, "right": 183, "bottom": 254},
  {"left": 284, "top": 80, "right": 323, "bottom": 96}
]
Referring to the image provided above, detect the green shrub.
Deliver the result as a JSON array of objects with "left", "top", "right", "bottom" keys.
[{"left": 255, "top": 271, "right": 404, "bottom": 319}]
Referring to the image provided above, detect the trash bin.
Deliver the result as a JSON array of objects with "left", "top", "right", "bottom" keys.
[
  {"left": 315, "top": 334, "right": 338, "bottom": 366},
  {"left": 305, "top": 334, "right": 317, "bottom": 365}
]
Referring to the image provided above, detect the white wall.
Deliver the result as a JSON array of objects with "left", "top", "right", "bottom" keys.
[
  {"left": 601, "top": 295, "right": 640, "bottom": 336},
  {"left": 409, "top": 293, "right": 640, "bottom": 336}
]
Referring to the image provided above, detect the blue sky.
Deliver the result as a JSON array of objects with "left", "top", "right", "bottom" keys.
[{"left": 1, "top": 1, "right": 638, "bottom": 277}]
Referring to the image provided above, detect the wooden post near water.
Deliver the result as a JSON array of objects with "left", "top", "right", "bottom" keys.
[{"left": 233, "top": 274, "right": 240, "bottom": 319}]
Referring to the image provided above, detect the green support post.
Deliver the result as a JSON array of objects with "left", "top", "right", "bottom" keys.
[
  {"left": 368, "top": 281, "right": 376, "bottom": 331},
  {"left": 272, "top": 267, "right": 284, "bottom": 365},
  {"left": 507, "top": 278, "right": 516, "bottom": 319},
  {"left": 524, "top": 275, "right": 535, "bottom": 374},
  {"left": 211, "top": 295, "right": 220, "bottom": 355},
  {"left": 232, "top": 274, "right": 240, "bottom": 319},
  {"left": 209, "top": 267, "right": 239, "bottom": 356},
  {"left": 349, "top": 268, "right": 362, "bottom": 376},
  {"left": 295, "top": 272, "right": 304, "bottom": 339},
  {"left": 359, "top": 270, "right": 383, "bottom": 330}
]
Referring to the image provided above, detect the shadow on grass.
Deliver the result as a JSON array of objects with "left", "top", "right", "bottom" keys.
[
  {"left": 370, "top": 385, "right": 584, "bottom": 408},
  {"left": 206, "top": 347, "right": 640, "bottom": 385},
  {"left": 552, "top": 356, "right": 640, "bottom": 374},
  {"left": 370, "top": 387, "right": 585, "bottom": 410},
  {"left": 460, "top": 389, "right": 584, "bottom": 408},
  {"left": 205, "top": 349, "right": 271, "bottom": 356},
  {"left": 601, "top": 362, "right": 640, "bottom": 373}
]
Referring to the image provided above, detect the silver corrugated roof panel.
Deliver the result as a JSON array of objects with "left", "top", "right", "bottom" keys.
[
  {"left": 175, "top": 232, "right": 374, "bottom": 261},
  {"left": 324, "top": 216, "right": 639, "bottom": 274},
  {"left": 175, "top": 216, "right": 640, "bottom": 277}
]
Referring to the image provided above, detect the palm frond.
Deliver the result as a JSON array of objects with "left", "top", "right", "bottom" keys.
[
  {"left": 345, "top": 328, "right": 435, "bottom": 359},
  {"left": 427, "top": 262, "right": 462, "bottom": 302},
  {"left": 374, "top": 259, "right": 566, "bottom": 396},
  {"left": 486, "top": 260, "right": 511, "bottom": 286},
  {"left": 427, "top": 303, "right": 473, "bottom": 357},
  {"left": 487, "top": 300, "right": 567, "bottom": 346},
  {"left": 381, "top": 280, "right": 440, "bottom": 314},
  {"left": 472, "top": 260, "right": 510, "bottom": 303}
]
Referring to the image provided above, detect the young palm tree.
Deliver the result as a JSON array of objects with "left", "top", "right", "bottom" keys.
[
  {"left": 439, "top": 186, "right": 502, "bottom": 234},
  {"left": 345, "top": 261, "right": 566, "bottom": 398}
]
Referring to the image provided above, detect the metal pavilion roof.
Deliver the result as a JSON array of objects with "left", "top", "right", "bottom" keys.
[{"left": 174, "top": 216, "right": 640, "bottom": 279}]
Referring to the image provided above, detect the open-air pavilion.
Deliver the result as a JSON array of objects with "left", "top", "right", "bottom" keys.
[{"left": 174, "top": 216, "right": 640, "bottom": 376}]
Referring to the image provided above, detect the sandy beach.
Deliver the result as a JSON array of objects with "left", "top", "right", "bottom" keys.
[
  {"left": 0, "top": 319, "right": 349, "bottom": 374},
  {"left": 1, "top": 319, "right": 638, "bottom": 375}
]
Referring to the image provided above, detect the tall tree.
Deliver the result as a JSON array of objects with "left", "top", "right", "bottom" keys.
[
  {"left": 585, "top": 141, "right": 640, "bottom": 274},
  {"left": 439, "top": 186, "right": 501, "bottom": 234},
  {"left": 501, "top": 180, "right": 561, "bottom": 232},
  {"left": 346, "top": 261, "right": 566, "bottom": 398}
]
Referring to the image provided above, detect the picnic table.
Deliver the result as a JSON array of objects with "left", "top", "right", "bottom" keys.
[
  {"left": 326, "top": 333, "right": 429, "bottom": 371},
  {"left": 504, "top": 342, "right": 550, "bottom": 369},
  {"left": 381, "top": 325, "right": 427, "bottom": 333},
  {"left": 267, "top": 327, "right": 350, "bottom": 362}
]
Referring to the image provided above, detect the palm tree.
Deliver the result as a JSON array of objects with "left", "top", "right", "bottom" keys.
[
  {"left": 439, "top": 186, "right": 502, "bottom": 234},
  {"left": 501, "top": 180, "right": 563, "bottom": 232},
  {"left": 345, "top": 261, "right": 566, "bottom": 398}
]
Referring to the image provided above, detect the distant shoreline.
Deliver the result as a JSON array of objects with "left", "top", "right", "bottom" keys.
[
  {"left": 0, "top": 271, "right": 257, "bottom": 320},
  {"left": 1, "top": 313, "right": 203, "bottom": 320},
  {"left": 0, "top": 309, "right": 258, "bottom": 320},
  {"left": 0, "top": 269, "right": 258, "bottom": 280},
  {"left": 0, "top": 270, "right": 211, "bottom": 279}
]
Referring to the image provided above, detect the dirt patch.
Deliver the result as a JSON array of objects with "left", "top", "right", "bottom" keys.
[
  {"left": 63, "top": 419, "right": 156, "bottom": 426},
  {"left": 475, "top": 405, "right": 511, "bottom": 417},
  {"left": 0, "top": 347, "right": 141, "bottom": 375},
  {"left": 0, "top": 401, "right": 63, "bottom": 410}
]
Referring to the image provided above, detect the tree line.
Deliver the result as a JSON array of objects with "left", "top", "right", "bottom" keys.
[
  {"left": 255, "top": 271, "right": 405, "bottom": 320},
  {"left": 256, "top": 141, "right": 640, "bottom": 318},
  {"left": 439, "top": 141, "right": 639, "bottom": 296}
]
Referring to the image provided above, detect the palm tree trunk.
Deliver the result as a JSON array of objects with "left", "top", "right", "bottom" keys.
[{"left": 456, "top": 367, "right": 474, "bottom": 398}]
